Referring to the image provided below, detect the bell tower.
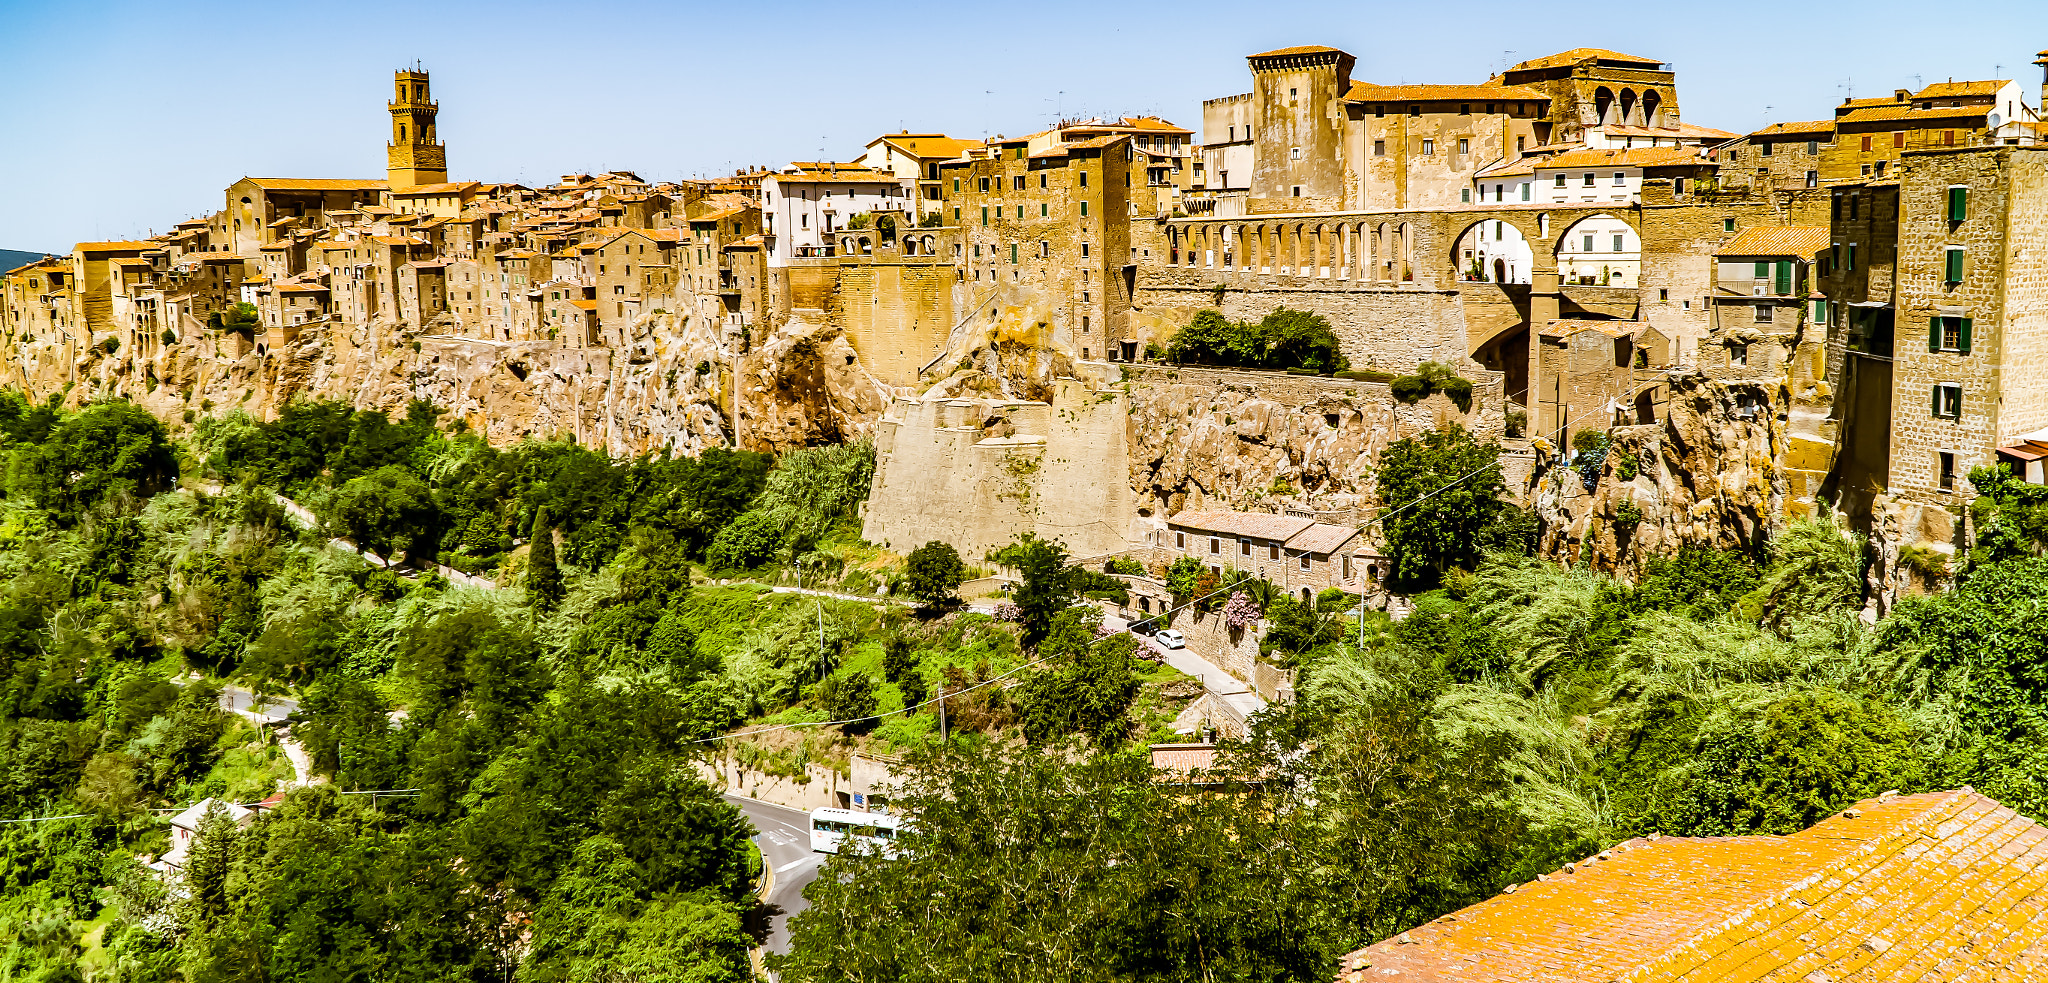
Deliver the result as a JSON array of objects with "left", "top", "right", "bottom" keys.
[{"left": 386, "top": 67, "right": 447, "bottom": 188}]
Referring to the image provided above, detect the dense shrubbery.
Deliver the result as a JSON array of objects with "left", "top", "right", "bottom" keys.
[{"left": 1162, "top": 307, "right": 1350, "bottom": 373}]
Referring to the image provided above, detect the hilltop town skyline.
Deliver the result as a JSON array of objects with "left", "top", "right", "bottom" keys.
[{"left": 3, "top": 0, "right": 2042, "bottom": 251}]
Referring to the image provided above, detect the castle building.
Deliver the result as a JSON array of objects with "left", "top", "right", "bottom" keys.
[{"left": 387, "top": 67, "right": 448, "bottom": 188}]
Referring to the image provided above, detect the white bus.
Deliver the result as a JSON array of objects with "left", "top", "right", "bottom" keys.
[{"left": 809, "top": 807, "right": 905, "bottom": 856}]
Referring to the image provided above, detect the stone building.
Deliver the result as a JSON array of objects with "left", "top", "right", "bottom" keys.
[
  {"left": 1715, "top": 120, "right": 1835, "bottom": 192},
  {"left": 1156, "top": 509, "right": 1373, "bottom": 602},
  {"left": 386, "top": 68, "right": 448, "bottom": 188},
  {"left": 938, "top": 133, "right": 1134, "bottom": 362}
]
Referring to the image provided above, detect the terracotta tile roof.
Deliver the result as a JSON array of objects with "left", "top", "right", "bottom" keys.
[
  {"left": 570, "top": 299, "right": 597, "bottom": 311},
  {"left": 1168, "top": 509, "right": 1315, "bottom": 543},
  {"left": 1334, "top": 789, "right": 2048, "bottom": 983},
  {"left": 1915, "top": 79, "right": 2009, "bottom": 100},
  {"left": 876, "top": 133, "right": 983, "bottom": 159},
  {"left": 74, "top": 241, "right": 155, "bottom": 253},
  {"left": 1838, "top": 104, "right": 1989, "bottom": 125},
  {"left": 1541, "top": 318, "right": 1645, "bottom": 338},
  {"left": 1605, "top": 122, "right": 1740, "bottom": 139},
  {"left": 1750, "top": 119, "right": 1836, "bottom": 138},
  {"left": 1345, "top": 83, "right": 1548, "bottom": 103},
  {"left": 1509, "top": 47, "right": 1662, "bottom": 72},
  {"left": 1249, "top": 45, "right": 1349, "bottom": 58},
  {"left": 1839, "top": 94, "right": 1909, "bottom": 111},
  {"left": 1149, "top": 743, "right": 1217, "bottom": 780},
  {"left": 388, "top": 181, "right": 482, "bottom": 196},
  {"left": 370, "top": 236, "right": 426, "bottom": 247},
  {"left": 276, "top": 282, "right": 328, "bottom": 293},
  {"left": 175, "top": 218, "right": 211, "bottom": 228},
  {"left": 1283, "top": 523, "right": 1360, "bottom": 556},
  {"left": 1475, "top": 160, "right": 1536, "bottom": 178},
  {"left": 243, "top": 178, "right": 388, "bottom": 191},
  {"left": 1536, "top": 145, "right": 1710, "bottom": 169},
  {"left": 1717, "top": 225, "right": 1832, "bottom": 257}
]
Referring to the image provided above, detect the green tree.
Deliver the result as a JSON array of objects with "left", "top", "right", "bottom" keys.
[
  {"left": 1015, "top": 608, "right": 1140, "bottom": 747},
  {"left": 12, "top": 401, "right": 176, "bottom": 522},
  {"left": 903, "top": 541, "right": 966, "bottom": 609},
  {"left": 1375, "top": 423, "right": 1508, "bottom": 586},
  {"left": 993, "top": 533, "right": 1072, "bottom": 646},
  {"left": 528, "top": 505, "right": 564, "bottom": 612},
  {"left": 706, "top": 510, "right": 782, "bottom": 570},
  {"left": 325, "top": 464, "right": 437, "bottom": 566}
]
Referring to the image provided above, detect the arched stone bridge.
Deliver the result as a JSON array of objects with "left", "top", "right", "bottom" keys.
[{"left": 1164, "top": 203, "right": 1641, "bottom": 289}]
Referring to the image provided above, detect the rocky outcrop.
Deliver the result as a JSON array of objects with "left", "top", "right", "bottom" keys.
[
  {"left": 36, "top": 312, "right": 897, "bottom": 457},
  {"left": 1124, "top": 364, "right": 1508, "bottom": 522},
  {"left": 1533, "top": 371, "right": 1786, "bottom": 577}
]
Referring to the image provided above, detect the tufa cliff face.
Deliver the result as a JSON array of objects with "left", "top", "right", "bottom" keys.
[
  {"left": 1121, "top": 364, "right": 1509, "bottom": 524},
  {"left": 31, "top": 311, "right": 897, "bottom": 457},
  {"left": 1533, "top": 371, "right": 1786, "bottom": 577}
]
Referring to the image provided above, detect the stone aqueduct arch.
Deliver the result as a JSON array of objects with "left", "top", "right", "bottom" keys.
[{"left": 1166, "top": 205, "right": 1639, "bottom": 290}]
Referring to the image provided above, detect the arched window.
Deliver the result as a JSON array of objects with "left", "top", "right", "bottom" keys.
[
  {"left": 1594, "top": 87, "right": 1615, "bottom": 125},
  {"left": 1619, "top": 89, "right": 1638, "bottom": 126},
  {"left": 1642, "top": 90, "right": 1663, "bottom": 128}
]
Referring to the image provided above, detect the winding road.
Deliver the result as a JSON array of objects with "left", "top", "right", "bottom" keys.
[{"left": 725, "top": 793, "right": 823, "bottom": 964}]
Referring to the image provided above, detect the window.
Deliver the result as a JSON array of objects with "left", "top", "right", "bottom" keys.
[
  {"left": 1723, "top": 217, "right": 1736, "bottom": 233},
  {"left": 1893, "top": 131, "right": 1905, "bottom": 148},
  {"left": 1945, "top": 130, "right": 1956, "bottom": 146},
  {"left": 1373, "top": 139, "right": 1386, "bottom": 156},
  {"left": 1731, "top": 341, "right": 1749, "bottom": 366},
  {"left": 1176, "top": 532, "right": 1185, "bottom": 549},
  {"left": 1290, "top": 147, "right": 1302, "bottom": 160},
  {"left": 1461, "top": 188, "right": 1470, "bottom": 203},
  {"left": 1813, "top": 298, "right": 1828, "bottom": 323},
  {"left": 1521, "top": 183, "right": 1531, "bottom": 201},
  {"left": 1861, "top": 135, "right": 1873, "bottom": 152},
  {"left": 1040, "top": 203, "right": 1048, "bottom": 217},
  {"left": 1039, "top": 173, "right": 1047, "bottom": 189},
  {"left": 1080, "top": 201, "right": 1088, "bottom": 216},
  {"left": 1930, "top": 315, "right": 1972, "bottom": 353},
  {"left": 979, "top": 177, "right": 990, "bottom": 192},
  {"left": 1613, "top": 171, "right": 1626, "bottom": 186},
  {"left": 1299, "top": 554, "right": 1311, "bottom": 572},
  {"left": 1013, "top": 175, "right": 1025, "bottom": 190},
  {"left": 1409, "top": 104, "right": 1421, "bottom": 117},
  {"left": 980, "top": 206, "right": 988, "bottom": 225},
  {"left": 1933, "top": 383, "right": 1962, "bottom": 420},
  {"left": 1939, "top": 451, "right": 1957, "bottom": 490},
  {"left": 1291, "top": 186, "right": 1302, "bottom": 197},
  {"left": 1945, "top": 248, "right": 1966, "bottom": 284},
  {"left": 1009, "top": 243, "right": 1018, "bottom": 263},
  {"left": 1806, "top": 170, "right": 1818, "bottom": 188},
  {"left": 1460, "top": 103, "right": 1470, "bottom": 115},
  {"left": 1846, "top": 243, "right": 1857, "bottom": 271},
  {"left": 953, "top": 178, "right": 960, "bottom": 192},
  {"left": 1079, "top": 172, "right": 1088, "bottom": 187},
  {"left": 1422, "top": 140, "right": 1434, "bottom": 156},
  {"left": 1457, "top": 138, "right": 1469, "bottom": 155},
  {"left": 1209, "top": 537, "right": 1219, "bottom": 555},
  {"left": 1240, "top": 540, "right": 1251, "bottom": 557},
  {"left": 1675, "top": 177, "right": 1686, "bottom": 193},
  {"left": 1517, "top": 136, "right": 1526, "bottom": 152},
  {"left": 1555, "top": 174, "right": 1566, "bottom": 187},
  {"left": 1754, "top": 304, "right": 1772, "bottom": 324},
  {"left": 1583, "top": 234, "right": 1595, "bottom": 252},
  {"left": 1374, "top": 104, "right": 1386, "bottom": 117},
  {"left": 1659, "top": 288, "right": 1669, "bottom": 301},
  {"left": 1948, "top": 186, "right": 1969, "bottom": 222},
  {"left": 1080, "top": 242, "right": 1089, "bottom": 257},
  {"left": 1289, "top": 88, "right": 1297, "bottom": 98},
  {"left": 1613, "top": 234, "right": 1625, "bottom": 252},
  {"left": 1849, "top": 196, "right": 1859, "bottom": 219},
  {"left": 1761, "top": 141, "right": 1773, "bottom": 157},
  {"left": 1583, "top": 172, "right": 1595, "bottom": 187},
  {"left": 1268, "top": 544, "right": 1279, "bottom": 561}
]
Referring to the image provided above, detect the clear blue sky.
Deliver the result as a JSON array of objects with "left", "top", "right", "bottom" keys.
[{"left": 2, "top": 0, "right": 2042, "bottom": 252}]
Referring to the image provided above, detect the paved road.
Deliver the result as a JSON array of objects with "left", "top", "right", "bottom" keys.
[
  {"left": 726, "top": 793, "right": 821, "bottom": 962},
  {"left": 1102, "top": 611, "right": 1269, "bottom": 718},
  {"left": 218, "top": 685, "right": 298, "bottom": 725}
]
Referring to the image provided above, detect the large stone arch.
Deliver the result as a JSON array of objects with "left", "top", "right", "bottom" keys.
[
  {"left": 1551, "top": 212, "right": 1641, "bottom": 288},
  {"left": 1619, "top": 88, "right": 1638, "bottom": 126},
  {"left": 1642, "top": 90, "right": 1664, "bottom": 129},
  {"left": 1594, "top": 86, "right": 1615, "bottom": 125}
]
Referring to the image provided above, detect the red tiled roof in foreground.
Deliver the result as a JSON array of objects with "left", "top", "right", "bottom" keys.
[{"left": 1335, "top": 789, "right": 2048, "bottom": 983}]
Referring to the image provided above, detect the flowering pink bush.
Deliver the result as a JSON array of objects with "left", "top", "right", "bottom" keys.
[
  {"left": 1222, "top": 591, "right": 1262, "bottom": 630},
  {"left": 993, "top": 601, "right": 1022, "bottom": 622}
]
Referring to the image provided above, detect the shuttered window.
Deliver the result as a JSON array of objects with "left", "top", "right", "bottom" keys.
[
  {"left": 1932, "top": 383, "right": 1962, "bottom": 419},
  {"left": 1949, "top": 186, "right": 1969, "bottom": 222},
  {"left": 1945, "top": 248, "right": 1966, "bottom": 284},
  {"left": 1930, "top": 316, "right": 1974, "bottom": 353},
  {"left": 1774, "top": 261, "right": 1792, "bottom": 296}
]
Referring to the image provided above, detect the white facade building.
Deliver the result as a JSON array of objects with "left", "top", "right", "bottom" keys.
[{"left": 760, "top": 168, "right": 916, "bottom": 267}]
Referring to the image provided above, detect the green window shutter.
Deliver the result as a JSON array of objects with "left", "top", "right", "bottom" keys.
[
  {"left": 1080, "top": 201, "right": 1089, "bottom": 217},
  {"left": 1753, "top": 261, "right": 1769, "bottom": 278},
  {"left": 1775, "top": 261, "right": 1791, "bottom": 295},
  {"left": 1949, "top": 186, "right": 1968, "bottom": 222},
  {"left": 1930, "top": 317, "right": 1942, "bottom": 352},
  {"left": 1847, "top": 244, "right": 1856, "bottom": 270},
  {"left": 1960, "top": 317, "right": 1973, "bottom": 354},
  {"left": 1933, "top": 386, "right": 1943, "bottom": 418},
  {"left": 1010, "top": 243, "right": 1018, "bottom": 263},
  {"left": 980, "top": 207, "right": 988, "bottom": 226},
  {"left": 1946, "top": 249, "right": 1964, "bottom": 283}
]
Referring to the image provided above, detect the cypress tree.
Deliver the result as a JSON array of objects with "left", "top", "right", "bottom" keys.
[{"left": 528, "top": 505, "right": 563, "bottom": 611}]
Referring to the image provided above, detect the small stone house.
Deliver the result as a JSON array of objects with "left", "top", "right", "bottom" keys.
[{"left": 1157, "top": 509, "right": 1375, "bottom": 603}]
